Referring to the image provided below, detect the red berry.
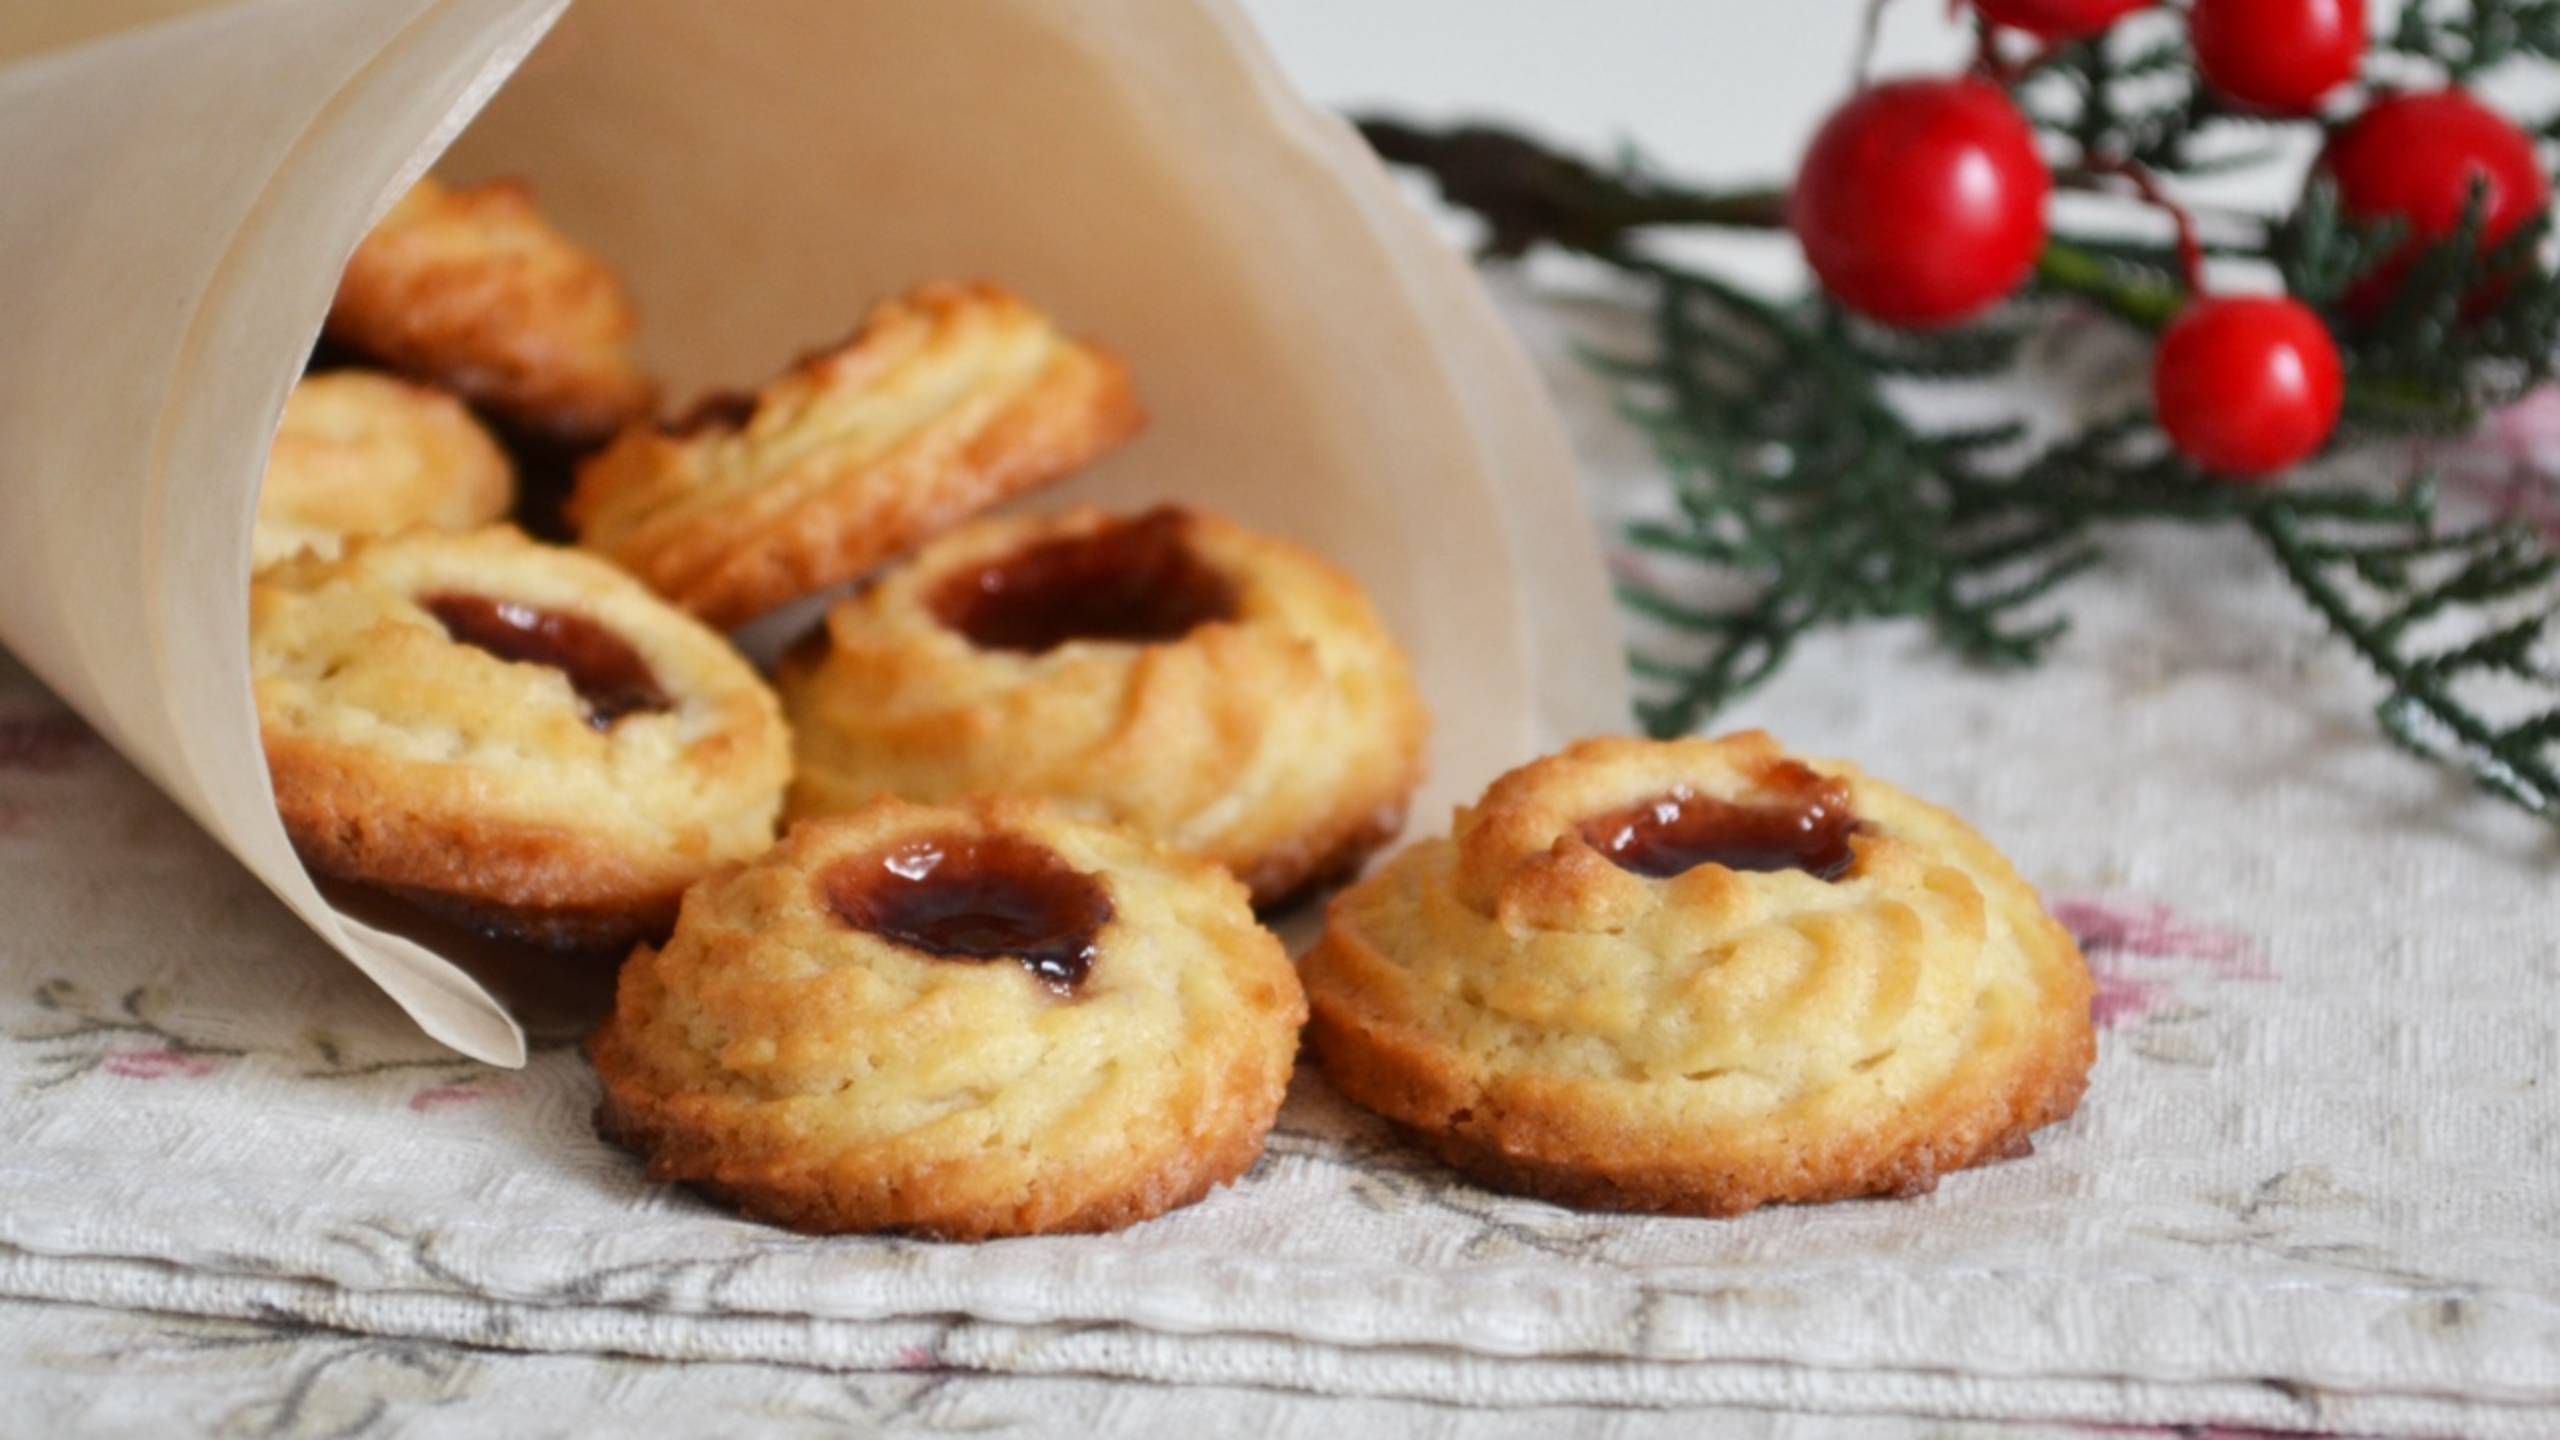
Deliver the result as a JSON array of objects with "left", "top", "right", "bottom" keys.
[
  {"left": 2190, "top": 0, "right": 2364, "bottom": 113},
  {"left": 2314, "top": 90, "right": 2551, "bottom": 320},
  {"left": 1970, "top": 0, "right": 2152, "bottom": 36},
  {"left": 2152, "top": 296, "right": 2343, "bottom": 478},
  {"left": 1791, "top": 78, "right": 2050, "bottom": 328}
]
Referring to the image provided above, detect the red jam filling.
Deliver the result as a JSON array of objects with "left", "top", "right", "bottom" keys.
[
  {"left": 422, "top": 593, "right": 673, "bottom": 731},
  {"left": 929, "top": 506, "right": 1239, "bottom": 654},
  {"left": 1580, "top": 763, "right": 1861, "bottom": 881},
  {"left": 822, "top": 833, "right": 1113, "bottom": 995}
]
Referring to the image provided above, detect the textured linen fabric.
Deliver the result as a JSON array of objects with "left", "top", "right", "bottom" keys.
[
  {"left": 1, "top": 278, "right": 2556, "bottom": 1436},
  {"left": 2, "top": 1298, "right": 2265, "bottom": 1440}
]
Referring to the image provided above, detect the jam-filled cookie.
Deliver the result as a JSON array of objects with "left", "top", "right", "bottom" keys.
[
  {"left": 252, "top": 527, "right": 790, "bottom": 951},
  {"left": 566, "top": 281, "right": 1144, "bottom": 628},
  {"left": 1302, "top": 732, "right": 2094, "bottom": 1216},
  {"left": 327, "top": 176, "right": 654, "bottom": 448},
  {"left": 255, "top": 371, "right": 514, "bottom": 569},
  {"left": 780, "top": 505, "right": 1428, "bottom": 908},
  {"left": 589, "top": 796, "right": 1305, "bottom": 1237}
]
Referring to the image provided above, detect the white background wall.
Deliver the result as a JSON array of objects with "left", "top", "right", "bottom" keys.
[{"left": 1234, "top": 2, "right": 1972, "bottom": 190}]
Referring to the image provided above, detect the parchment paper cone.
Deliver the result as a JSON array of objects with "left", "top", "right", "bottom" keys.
[{"left": 0, "top": 0, "right": 1624, "bottom": 1066}]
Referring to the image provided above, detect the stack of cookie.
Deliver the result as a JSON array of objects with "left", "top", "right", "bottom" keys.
[{"left": 252, "top": 176, "right": 2095, "bottom": 1240}]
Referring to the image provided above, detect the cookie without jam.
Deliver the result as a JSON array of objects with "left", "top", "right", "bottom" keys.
[
  {"left": 251, "top": 527, "right": 790, "bottom": 952},
  {"left": 1301, "top": 732, "right": 2096, "bottom": 1216},
  {"left": 589, "top": 796, "right": 1306, "bottom": 1238},
  {"left": 327, "top": 176, "right": 655, "bottom": 449},
  {"left": 779, "top": 505, "right": 1429, "bottom": 909},
  {"left": 567, "top": 281, "right": 1145, "bottom": 629},
  {"left": 255, "top": 371, "right": 514, "bottom": 569}
]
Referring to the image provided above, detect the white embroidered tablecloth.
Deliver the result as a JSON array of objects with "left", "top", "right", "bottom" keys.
[{"left": 4, "top": 276, "right": 2557, "bottom": 1438}]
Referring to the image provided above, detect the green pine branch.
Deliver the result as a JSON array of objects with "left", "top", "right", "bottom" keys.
[
  {"left": 1354, "top": 2, "right": 2560, "bottom": 834},
  {"left": 2255, "top": 507, "right": 2560, "bottom": 817},
  {"left": 1608, "top": 256, "right": 2560, "bottom": 816},
  {"left": 2388, "top": 0, "right": 2560, "bottom": 79}
]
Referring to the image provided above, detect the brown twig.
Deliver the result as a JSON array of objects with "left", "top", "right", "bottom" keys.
[{"left": 2080, "top": 154, "right": 2210, "bottom": 293}]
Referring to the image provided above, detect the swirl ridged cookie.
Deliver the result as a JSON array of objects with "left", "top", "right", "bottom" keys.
[
  {"left": 1302, "top": 732, "right": 2094, "bottom": 1216},
  {"left": 255, "top": 371, "right": 514, "bottom": 569},
  {"left": 780, "top": 505, "right": 1428, "bottom": 908},
  {"left": 253, "top": 527, "right": 789, "bottom": 951},
  {"left": 567, "top": 281, "right": 1145, "bottom": 629},
  {"left": 327, "top": 175, "right": 654, "bottom": 448},
  {"left": 589, "top": 796, "right": 1305, "bottom": 1237}
]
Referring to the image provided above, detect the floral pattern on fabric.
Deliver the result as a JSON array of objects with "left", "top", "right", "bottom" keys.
[{"left": 3, "top": 307, "right": 2556, "bottom": 1439}]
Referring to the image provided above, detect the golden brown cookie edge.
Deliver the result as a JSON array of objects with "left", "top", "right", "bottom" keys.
[
  {"left": 267, "top": 731, "right": 693, "bottom": 955},
  {"left": 573, "top": 327, "right": 1147, "bottom": 631},
  {"left": 1300, "top": 874, "right": 2096, "bottom": 1218},
  {"left": 589, "top": 1044, "right": 1290, "bottom": 1241}
]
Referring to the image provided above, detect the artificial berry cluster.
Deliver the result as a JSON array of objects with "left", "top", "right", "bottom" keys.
[{"left": 1790, "top": 0, "right": 2551, "bottom": 480}]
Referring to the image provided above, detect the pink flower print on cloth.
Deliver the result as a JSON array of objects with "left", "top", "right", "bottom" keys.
[{"left": 2055, "top": 898, "right": 2272, "bottom": 1065}]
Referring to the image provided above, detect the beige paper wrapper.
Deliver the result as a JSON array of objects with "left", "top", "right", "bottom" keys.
[{"left": 0, "top": 0, "right": 1624, "bottom": 1066}]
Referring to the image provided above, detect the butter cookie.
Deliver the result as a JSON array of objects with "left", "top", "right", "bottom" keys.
[
  {"left": 780, "top": 505, "right": 1427, "bottom": 907},
  {"left": 567, "top": 281, "right": 1144, "bottom": 629},
  {"left": 589, "top": 796, "right": 1304, "bottom": 1237},
  {"left": 327, "top": 176, "right": 654, "bottom": 448},
  {"left": 255, "top": 371, "right": 514, "bottom": 568},
  {"left": 1302, "top": 732, "right": 2094, "bottom": 1215},
  {"left": 252, "top": 527, "right": 789, "bottom": 951}
]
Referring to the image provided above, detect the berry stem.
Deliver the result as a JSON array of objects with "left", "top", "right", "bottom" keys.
[
  {"left": 2080, "top": 156, "right": 2209, "bottom": 292},
  {"left": 1854, "top": 0, "right": 1896, "bottom": 84},
  {"left": 1972, "top": 22, "right": 2073, "bottom": 87},
  {"left": 2033, "top": 239, "right": 2188, "bottom": 326}
]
